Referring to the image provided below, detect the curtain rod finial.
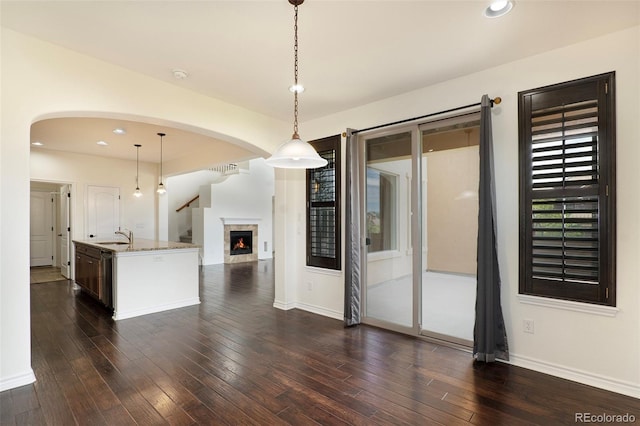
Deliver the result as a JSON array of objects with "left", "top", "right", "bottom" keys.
[{"left": 491, "top": 97, "right": 502, "bottom": 106}]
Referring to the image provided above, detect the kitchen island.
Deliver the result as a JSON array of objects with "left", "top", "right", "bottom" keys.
[{"left": 73, "top": 238, "right": 200, "bottom": 320}]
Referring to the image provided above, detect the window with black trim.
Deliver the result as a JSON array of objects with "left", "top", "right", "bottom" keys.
[
  {"left": 306, "top": 135, "right": 341, "bottom": 270},
  {"left": 519, "top": 72, "right": 616, "bottom": 305}
]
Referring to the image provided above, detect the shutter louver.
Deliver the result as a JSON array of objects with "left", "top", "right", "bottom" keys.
[
  {"left": 306, "top": 135, "right": 341, "bottom": 270},
  {"left": 531, "top": 196, "right": 599, "bottom": 284},
  {"left": 520, "top": 73, "right": 615, "bottom": 305},
  {"left": 309, "top": 149, "right": 337, "bottom": 259},
  {"left": 529, "top": 99, "right": 600, "bottom": 286},
  {"left": 531, "top": 101, "right": 599, "bottom": 191}
]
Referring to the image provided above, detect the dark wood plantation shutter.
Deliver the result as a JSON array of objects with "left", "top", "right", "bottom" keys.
[
  {"left": 306, "top": 135, "right": 341, "bottom": 270},
  {"left": 519, "top": 73, "right": 615, "bottom": 305}
]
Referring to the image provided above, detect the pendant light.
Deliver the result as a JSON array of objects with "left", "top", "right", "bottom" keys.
[
  {"left": 133, "top": 144, "right": 142, "bottom": 198},
  {"left": 265, "top": 0, "right": 327, "bottom": 169},
  {"left": 156, "top": 132, "right": 167, "bottom": 195}
]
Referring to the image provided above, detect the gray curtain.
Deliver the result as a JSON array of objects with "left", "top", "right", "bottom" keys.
[
  {"left": 474, "top": 95, "right": 509, "bottom": 362},
  {"left": 344, "top": 129, "right": 361, "bottom": 326}
]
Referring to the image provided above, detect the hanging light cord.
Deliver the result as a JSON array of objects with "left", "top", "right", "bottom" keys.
[
  {"left": 159, "top": 133, "right": 164, "bottom": 183},
  {"left": 292, "top": 3, "right": 300, "bottom": 139},
  {"left": 136, "top": 146, "right": 140, "bottom": 187}
]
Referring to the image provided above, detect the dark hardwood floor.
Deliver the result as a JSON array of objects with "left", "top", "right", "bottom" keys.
[{"left": 2, "top": 259, "right": 638, "bottom": 425}]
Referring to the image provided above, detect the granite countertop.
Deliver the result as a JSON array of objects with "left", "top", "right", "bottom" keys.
[{"left": 74, "top": 238, "right": 198, "bottom": 253}]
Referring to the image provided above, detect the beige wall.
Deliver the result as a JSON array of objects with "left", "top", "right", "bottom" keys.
[{"left": 426, "top": 146, "right": 479, "bottom": 275}]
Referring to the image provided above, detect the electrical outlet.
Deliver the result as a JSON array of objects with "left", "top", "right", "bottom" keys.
[
  {"left": 306, "top": 281, "right": 313, "bottom": 291},
  {"left": 523, "top": 319, "right": 535, "bottom": 334}
]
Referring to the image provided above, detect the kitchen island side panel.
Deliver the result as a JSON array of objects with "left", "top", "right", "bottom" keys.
[{"left": 112, "top": 248, "right": 200, "bottom": 320}]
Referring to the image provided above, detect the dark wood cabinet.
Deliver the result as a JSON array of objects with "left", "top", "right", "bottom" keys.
[{"left": 75, "top": 244, "right": 104, "bottom": 300}]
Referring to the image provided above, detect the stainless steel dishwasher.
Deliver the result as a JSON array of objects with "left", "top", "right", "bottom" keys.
[{"left": 99, "top": 250, "right": 113, "bottom": 310}]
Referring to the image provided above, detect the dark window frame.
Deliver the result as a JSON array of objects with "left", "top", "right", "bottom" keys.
[
  {"left": 306, "top": 134, "right": 341, "bottom": 270},
  {"left": 518, "top": 72, "right": 616, "bottom": 306}
]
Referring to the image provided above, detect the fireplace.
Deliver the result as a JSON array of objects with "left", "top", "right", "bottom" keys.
[
  {"left": 230, "top": 230, "right": 253, "bottom": 255},
  {"left": 222, "top": 222, "right": 259, "bottom": 264}
]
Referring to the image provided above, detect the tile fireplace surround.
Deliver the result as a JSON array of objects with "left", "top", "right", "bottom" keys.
[{"left": 223, "top": 223, "right": 258, "bottom": 264}]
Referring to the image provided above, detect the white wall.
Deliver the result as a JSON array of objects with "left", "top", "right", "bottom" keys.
[
  {"left": 273, "top": 169, "right": 305, "bottom": 312},
  {"left": 0, "top": 28, "right": 288, "bottom": 392},
  {"left": 195, "top": 158, "right": 275, "bottom": 265},
  {"left": 166, "top": 170, "right": 218, "bottom": 242},
  {"left": 288, "top": 27, "right": 640, "bottom": 397},
  {"left": 30, "top": 150, "right": 158, "bottom": 241}
]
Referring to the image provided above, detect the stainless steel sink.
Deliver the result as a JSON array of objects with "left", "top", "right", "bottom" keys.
[{"left": 96, "top": 241, "right": 130, "bottom": 245}]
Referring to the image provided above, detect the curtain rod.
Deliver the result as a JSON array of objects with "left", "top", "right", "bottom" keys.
[{"left": 347, "top": 96, "right": 501, "bottom": 136}]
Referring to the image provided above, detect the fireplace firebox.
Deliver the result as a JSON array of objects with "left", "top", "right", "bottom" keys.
[{"left": 230, "top": 230, "right": 253, "bottom": 255}]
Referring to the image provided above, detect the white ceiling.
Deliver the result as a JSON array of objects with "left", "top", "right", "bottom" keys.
[
  {"left": 30, "top": 117, "right": 259, "bottom": 164},
  {"left": 3, "top": 0, "right": 639, "bottom": 162}
]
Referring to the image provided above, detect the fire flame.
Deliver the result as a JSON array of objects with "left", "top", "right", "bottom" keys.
[{"left": 233, "top": 237, "right": 247, "bottom": 250}]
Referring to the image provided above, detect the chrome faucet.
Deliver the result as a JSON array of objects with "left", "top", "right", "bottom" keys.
[{"left": 115, "top": 230, "right": 133, "bottom": 245}]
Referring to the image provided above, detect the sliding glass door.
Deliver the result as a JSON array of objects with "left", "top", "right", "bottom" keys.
[
  {"left": 360, "top": 113, "right": 479, "bottom": 345},
  {"left": 419, "top": 115, "right": 480, "bottom": 345},
  {"left": 362, "top": 128, "right": 420, "bottom": 333}
]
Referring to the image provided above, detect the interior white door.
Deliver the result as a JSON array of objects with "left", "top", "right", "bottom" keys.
[
  {"left": 86, "top": 185, "right": 120, "bottom": 240},
  {"left": 60, "top": 185, "right": 71, "bottom": 278},
  {"left": 30, "top": 191, "right": 54, "bottom": 266}
]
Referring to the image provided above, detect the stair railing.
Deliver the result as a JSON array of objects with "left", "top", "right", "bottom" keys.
[{"left": 176, "top": 195, "right": 199, "bottom": 212}]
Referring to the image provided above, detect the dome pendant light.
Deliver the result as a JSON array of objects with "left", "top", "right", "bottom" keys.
[
  {"left": 265, "top": 0, "right": 327, "bottom": 169},
  {"left": 156, "top": 132, "right": 167, "bottom": 195},
  {"left": 134, "top": 144, "right": 143, "bottom": 198}
]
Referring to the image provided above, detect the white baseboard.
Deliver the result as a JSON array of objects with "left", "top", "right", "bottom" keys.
[
  {"left": 507, "top": 353, "right": 640, "bottom": 399},
  {"left": 288, "top": 301, "right": 343, "bottom": 321},
  {"left": 0, "top": 369, "right": 36, "bottom": 392},
  {"left": 272, "top": 300, "right": 343, "bottom": 321},
  {"left": 270, "top": 300, "right": 639, "bottom": 399},
  {"left": 113, "top": 298, "right": 201, "bottom": 321},
  {"left": 272, "top": 299, "right": 297, "bottom": 311}
]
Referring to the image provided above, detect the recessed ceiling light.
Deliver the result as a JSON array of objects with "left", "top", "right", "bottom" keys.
[
  {"left": 97, "top": 140, "right": 109, "bottom": 146},
  {"left": 32, "top": 141, "right": 43, "bottom": 146},
  {"left": 484, "top": 0, "right": 514, "bottom": 18},
  {"left": 172, "top": 69, "right": 189, "bottom": 80},
  {"left": 112, "top": 128, "right": 126, "bottom": 135}
]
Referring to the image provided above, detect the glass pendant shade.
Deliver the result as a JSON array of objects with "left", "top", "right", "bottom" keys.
[
  {"left": 134, "top": 187, "right": 142, "bottom": 198},
  {"left": 157, "top": 182, "right": 166, "bottom": 195},
  {"left": 265, "top": 133, "right": 327, "bottom": 169}
]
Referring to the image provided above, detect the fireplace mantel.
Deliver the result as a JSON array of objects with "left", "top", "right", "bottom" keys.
[
  {"left": 220, "top": 217, "right": 261, "bottom": 225},
  {"left": 222, "top": 222, "right": 259, "bottom": 264}
]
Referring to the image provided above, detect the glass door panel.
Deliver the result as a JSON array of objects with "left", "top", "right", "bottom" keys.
[
  {"left": 420, "top": 121, "right": 479, "bottom": 344},
  {"left": 363, "top": 131, "right": 414, "bottom": 329}
]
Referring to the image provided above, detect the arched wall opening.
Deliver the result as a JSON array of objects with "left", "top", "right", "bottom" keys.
[{"left": 1, "top": 28, "right": 289, "bottom": 391}]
